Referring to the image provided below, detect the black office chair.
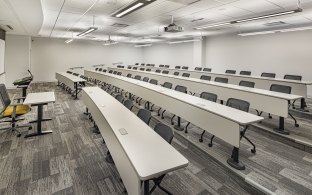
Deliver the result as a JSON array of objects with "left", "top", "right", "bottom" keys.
[
  {"left": 198, "top": 92, "right": 218, "bottom": 143},
  {"left": 182, "top": 73, "right": 190, "bottom": 78},
  {"left": 240, "top": 71, "right": 251, "bottom": 76},
  {"left": 127, "top": 66, "right": 132, "bottom": 69},
  {"left": 203, "top": 68, "right": 211, "bottom": 72},
  {"left": 66, "top": 71, "right": 73, "bottom": 74},
  {"left": 239, "top": 81, "right": 255, "bottom": 88},
  {"left": 99, "top": 68, "right": 103, "bottom": 71},
  {"left": 164, "top": 65, "right": 170, "bottom": 68},
  {"left": 159, "top": 65, "right": 164, "bottom": 67},
  {"left": 225, "top": 70, "right": 236, "bottom": 74},
  {"left": 73, "top": 73, "right": 79, "bottom": 76},
  {"left": 126, "top": 73, "right": 132, "bottom": 78},
  {"left": 173, "top": 72, "right": 179, "bottom": 76},
  {"left": 261, "top": 72, "right": 276, "bottom": 78},
  {"left": 140, "top": 68, "right": 145, "bottom": 71},
  {"left": 182, "top": 66, "right": 188, "bottom": 70},
  {"left": 108, "top": 70, "right": 113, "bottom": 74},
  {"left": 133, "top": 67, "right": 138, "bottom": 70},
  {"left": 115, "top": 95, "right": 124, "bottom": 103},
  {"left": 200, "top": 75, "right": 211, "bottom": 81},
  {"left": 269, "top": 84, "right": 299, "bottom": 127},
  {"left": 95, "top": 68, "right": 99, "bottom": 71},
  {"left": 141, "top": 63, "right": 145, "bottom": 66},
  {"left": 151, "top": 64, "right": 155, "bottom": 67},
  {"left": 134, "top": 75, "right": 141, "bottom": 80},
  {"left": 156, "top": 69, "right": 161, "bottom": 73},
  {"left": 209, "top": 98, "right": 256, "bottom": 154},
  {"left": 170, "top": 86, "right": 187, "bottom": 125},
  {"left": 162, "top": 70, "right": 169, "bottom": 74},
  {"left": 157, "top": 82, "right": 173, "bottom": 117},
  {"left": 143, "top": 77, "right": 149, "bottom": 82},
  {"left": 117, "top": 72, "right": 122, "bottom": 76},
  {"left": 146, "top": 68, "right": 151, "bottom": 72},
  {"left": 102, "top": 69, "right": 107, "bottom": 72},
  {"left": 113, "top": 71, "right": 118, "bottom": 75},
  {"left": 137, "top": 109, "right": 151, "bottom": 125},
  {"left": 0, "top": 84, "right": 32, "bottom": 137},
  {"left": 149, "top": 79, "right": 158, "bottom": 85},
  {"left": 149, "top": 123, "right": 174, "bottom": 195},
  {"left": 284, "top": 74, "right": 302, "bottom": 81},
  {"left": 123, "top": 99, "right": 134, "bottom": 110},
  {"left": 215, "top": 77, "right": 228, "bottom": 83},
  {"left": 175, "top": 66, "right": 181, "bottom": 69},
  {"left": 135, "top": 63, "right": 139, "bottom": 65},
  {"left": 195, "top": 67, "right": 202, "bottom": 71}
]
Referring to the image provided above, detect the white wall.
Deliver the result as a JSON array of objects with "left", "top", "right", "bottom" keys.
[
  {"left": 142, "top": 42, "right": 194, "bottom": 67},
  {"left": 4, "top": 35, "right": 31, "bottom": 87},
  {"left": 205, "top": 30, "right": 312, "bottom": 96},
  {"left": 31, "top": 37, "right": 143, "bottom": 82}
]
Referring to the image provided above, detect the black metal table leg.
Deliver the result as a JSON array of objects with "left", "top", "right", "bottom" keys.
[
  {"left": 273, "top": 117, "right": 289, "bottom": 135},
  {"left": 74, "top": 82, "right": 78, "bottom": 99},
  {"left": 227, "top": 147, "right": 245, "bottom": 170},
  {"left": 144, "top": 180, "right": 150, "bottom": 195},
  {"left": 298, "top": 98, "right": 309, "bottom": 112},
  {"left": 174, "top": 116, "right": 184, "bottom": 131}
]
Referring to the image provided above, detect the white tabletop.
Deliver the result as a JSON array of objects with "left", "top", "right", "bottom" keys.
[
  {"left": 24, "top": 92, "right": 55, "bottom": 105},
  {"left": 56, "top": 72, "right": 86, "bottom": 82},
  {"left": 83, "top": 87, "right": 188, "bottom": 180}
]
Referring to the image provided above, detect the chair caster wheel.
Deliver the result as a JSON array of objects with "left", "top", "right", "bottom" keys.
[
  {"left": 171, "top": 122, "right": 174, "bottom": 125},
  {"left": 295, "top": 124, "right": 299, "bottom": 127},
  {"left": 269, "top": 116, "right": 272, "bottom": 119},
  {"left": 28, "top": 127, "right": 32, "bottom": 130},
  {"left": 208, "top": 143, "right": 213, "bottom": 147},
  {"left": 161, "top": 117, "right": 164, "bottom": 119},
  {"left": 199, "top": 139, "right": 203, "bottom": 142},
  {"left": 157, "top": 114, "right": 160, "bottom": 116},
  {"left": 251, "top": 149, "right": 256, "bottom": 154},
  {"left": 17, "top": 134, "right": 21, "bottom": 137},
  {"left": 292, "top": 106, "right": 295, "bottom": 109}
]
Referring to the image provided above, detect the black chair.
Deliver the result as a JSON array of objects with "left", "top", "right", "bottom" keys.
[
  {"left": 141, "top": 63, "right": 145, "bottom": 66},
  {"left": 123, "top": 99, "right": 134, "bottom": 110},
  {"left": 182, "top": 73, "right": 190, "bottom": 78},
  {"left": 159, "top": 65, "right": 164, "bottom": 67},
  {"left": 115, "top": 95, "right": 124, "bottom": 103},
  {"left": 134, "top": 75, "right": 141, "bottom": 80},
  {"left": 99, "top": 68, "right": 103, "bottom": 71},
  {"left": 113, "top": 71, "right": 118, "bottom": 75},
  {"left": 198, "top": 92, "right": 218, "bottom": 143},
  {"left": 225, "top": 70, "right": 236, "bottom": 74},
  {"left": 66, "top": 71, "right": 73, "bottom": 74},
  {"left": 151, "top": 64, "right": 155, "bottom": 67},
  {"left": 95, "top": 68, "right": 99, "bottom": 71},
  {"left": 200, "top": 75, "right": 211, "bottom": 81},
  {"left": 73, "top": 73, "right": 79, "bottom": 76},
  {"left": 209, "top": 98, "right": 256, "bottom": 154},
  {"left": 270, "top": 84, "right": 299, "bottom": 127},
  {"left": 284, "top": 74, "right": 302, "bottom": 81},
  {"left": 203, "top": 68, "right": 211, "bottom": 72},
  {"left": 143, "top": 77, "right": 149, "bottom": 82},
  {"left": 133, "top": 67, "right": 138, "bottom": 70},
  {"left": 155, "top": 69, "right": 161, "bottom": 73},
  {"left": 182, "top": 66, "right": 188, "bottom": 70},
  {"left": 135, "top": 63, "right": 139, "bottom": 65},
  {"left": 126, "top": 73, "right": 132, "bottom": 78},
  {"left": 137, "top": 109, "right": 151, "bottom": 125},
  {"left": 117, "top": 72, "right": 122, "bottom": 75},
  {"left": 173, "top": 72, "right": 179, "bottom": 76},
  {"left": 149, "top": 79, "right": 158, "bottom": 85},
  {"left": 239, "top": 81, "right": 255, "bottom": 88},
  {"left": 127, "top": 66, "right": 132, "bottom": 69},
  {"left": 146, "top": 68, "right": 151, "bottom": 72},
  {"left": 102, "top": 69, "right": 107, "bottom": 72},
  {"left": 108, "top": 70, "right": 113, "bottom": 74},
  {"left": 162, "top": 70, "right": 169, "bottom": 74},
  {"left": 164, "top": 65, "right": 170, "bottom": 68},
  {"left": 195, "top": 67, "right": 202, "bottom": 71},
  {"left": 215, "top": 77, "right": 228, "bottom": 83},
  {"left": 175, "top": 66, "right": 181, "bottom": 69},
  {"left": 261, "top": 72, "right": 275, "bottom": 78},
  {"left": 240, "top": 71, "right": 251, "bottom": 76},
  {"left": 149, "top": 123, "right": 174, "bottom": 195},
  {"left": 0, "top": 84, "right": 32, "bottom": 137},
  {"left": 140, "top": 68, "right": 145, "bottom": 71}
]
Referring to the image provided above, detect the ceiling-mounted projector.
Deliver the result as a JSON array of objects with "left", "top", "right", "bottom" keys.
[{"left": 164, "top": 16, "right": 184, "bottom": 33}]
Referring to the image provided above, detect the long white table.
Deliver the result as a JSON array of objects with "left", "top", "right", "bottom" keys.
[
  {"left": 128, "top": 65, "right": 311, "bottom": 109},
  {"left": 85, "top": 69, "right": 263, "bottom": 170},
  {"left": 108, "top": 67, "right": 302, "bottom": 134},
  {"left": 55, "top": 72, "right": 86, "bottom": 99},
  {"left": 82, "top": 87, "right": 188, "bottom": 195}
]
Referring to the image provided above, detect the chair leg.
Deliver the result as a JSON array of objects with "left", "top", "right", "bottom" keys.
[
  {"left": 171, "top": 115, "right": 176, "bottom": 125},
  {"left": 289, "top": 112, "right": 299, "bottom": 127},
  {"left": 161, "top": 110, "right": 166, "bottom": 119},
  {"left": 199, "top": 130, "right": 205, "bottom": 142},
  {"left": 157, "top": 184, "right": 173, "bottom": 195},
  {"left": 185, "top": 122, "right": 190, "bottom": 134},
  {"left": 150, "top": 104, "right": 154, "bottom": 111},
  {"left": 242, "top": 135, "right": 256, "bottom": 154},
  {"left": 208, "top": 135, "right": 215, "bottom": 147},
  {"left": 268, "top": 113, "right": 272, "bottom": 119},
  {"left": 157, "top": 108, "right": 162, "bottom": 116}
]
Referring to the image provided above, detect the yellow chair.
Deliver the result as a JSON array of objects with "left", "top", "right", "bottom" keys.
[{"left": 0, "top": 84, "right": 32, "bottom": 137}]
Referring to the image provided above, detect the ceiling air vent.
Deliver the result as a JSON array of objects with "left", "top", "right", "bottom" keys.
[
  {"left": 264, "top": 21, "right": 287, "bottom": 27},
  {"left": 111, "top": 23, "right": 129, "bottom": 28}
]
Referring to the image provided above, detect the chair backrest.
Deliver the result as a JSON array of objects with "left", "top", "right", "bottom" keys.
[
  {"left": 182, "top": 73, "right": 190, "bottom": 78},
  {"left": 162, "top": 70, "right": 169, "bottom": 74},
  {"left": 239, "top": 80, "right": 255, "bottom": 88},
  {"left": 141, "top": 63, "right": 145, "bottom": 66},
  {"left": 175, "top": 66, "right": 181, "bottom": 69},
  {"left": 95, "top": 68, "right": 99, "bottom": 71},
  {"left": 117, "top": 72, "right": 122, "bottom": 75},
  {"left": 162, "top": 82, "right": 172, "bottom": 89},
  {"left": 156, "top": 69, "right": 161, "bottom": 73},
  {"left": 135, "top": 63, "right": 139, "bottom": 65},
  {"left": 113, "top": 71, "right": 117, "bottom": 74},
  {"left": 226, "top": 98, "right": 250, "bottom": 112},
  {"left": 173, "top": 72, "right": 179, "bottom": 76},
  {"left": 137, "top": 109, "right": 151, "bottom": 125},
  {"left": 99, "top": 68, "right": 102, "bottom": 71},
  {"left": 134, "top": 75, "right": 141, "bottom": 80},
  {"left": 143, "top": 77, "right": 149, "bottom": 82},
  {"left": 140, "top": 68, "right": 145, "bottom": 71},
  {"left": 195, "top": 67, "right": 202, "bottom": 71},
  {"left": 102, "top": 69, "right": 107, "bottom": 72},
  {"left": 240, "top": 71, "right": 251, "bottom": 76},
  {"left": 115, "top": 95, "right": 124, "bottom": 103},
  {"left": 175, "top": 85, "right": 187, "bottom": 93},
  {"left": 154, "top": 123, "right": 174, "bottom": 144},
  {"left": 284, "top": 74, "right": 302, "bottom": 81},
  {"left": 225, "top": 70, "right": 236, "bottom": 74},
  {"left": 203, "top": 68, "right": 212, "bottom": 72},
  {"left": 182, "top": 66, "right": 188, "bottom": 70},
  {"left": 215, "top": 77, "right": 228, "bottom": 83},
  {"left": 159, "top": 65, "right": 164, "bottom": 67},
  {"left": 270, "top": 84, "right": 291, "bottom": 94},
  {"left": 127, "top": 66, "right": 132, "bottom": 69},
  {"left": 146, "top": 68, "right": 151, "bottom": 72},
  {"left": 200, "top": 75, "right": 211, "bottom": 81},
  {"left": 149, "top": 79, "right": 158, "bottom": 85},
  {"left": 73, "top": 73, "right": 79, "bottom": 76},
  {"left": 66, "top": 71, "right": 72, "bottom": 74},
  {"left": 133, "top": 67, "right": 138, "bottom": 70},
  {"left": 200, "top": 92, "right": 217, "bottom": 102},
  {"left": 261, "top": 72, "right": 276, "bottom": 78},
  {"left": 123, "top": 99, "right": 134, "bottom": 110},
  {"left": 151, "top": 64, "right": 155, "bottom": 67},
  {"left": 164, "top": 65, "right": 170, "bottom": 68},
  {"left": 126, "top": 73, "right": 132, "bottom": 78},
  {"left": 0, "top": 84, "right": 11, "bottom": 111}
]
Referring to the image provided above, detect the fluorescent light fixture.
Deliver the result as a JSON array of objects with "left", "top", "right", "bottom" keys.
[
  {"left": 238, "top": 25, "right": 312, "bottom": 36},
  {"left": 76, "top": 27, "right": 98, "bottom": 37},
  {"left": 134, "top": 44, "right": 152, "bottom": 47},
  {"left": 65, "top": 39, "right": 73, "bottom": 43},
  {"left": 280, "top": 26, "right": 312, "bottom": 32},
  {"left": 194, "top": 22, "right": 231, "bottom": 30},
  {"left": 112, "top": 0, "right": 156, "bottom": 18},
  {"left": 238, "top": 31, "right": 276, "bottom": 36},
  {"left": 116, "top": 3, "right": 143, "bottom": 17},
  {"left": 169, "top": 39, "right": 201, "bottom": 44}
]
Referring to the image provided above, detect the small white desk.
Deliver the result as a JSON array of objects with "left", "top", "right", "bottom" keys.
[
  {"left": 55, "top": 72, "right": 86, "bottom": 99},
  {"left": 82, "top": 87, "right": 188, "bottom": 195},
  {"left": 23, "top": 92, "right": 55, "bottom": 138}
]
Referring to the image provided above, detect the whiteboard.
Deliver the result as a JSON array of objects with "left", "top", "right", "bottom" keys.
[{"left": 0, "top": 39, "right": 4, "bottom": 74}]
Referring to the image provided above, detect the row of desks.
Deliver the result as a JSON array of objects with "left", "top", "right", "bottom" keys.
[
  {"left": 128, "top": 65, "right": 311, "bottom": 109},
  {"left": 82, "top": 87, "right": 188, "bottom": 195},
  {"left": 108, "top": 67, "right": 301, "bottom": 134},
  {"left": 55, "top": 72, "right": 86, "bottom": 99},
  {"left": 84, "top": 69, "right": 263, "bottom": 170}
]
